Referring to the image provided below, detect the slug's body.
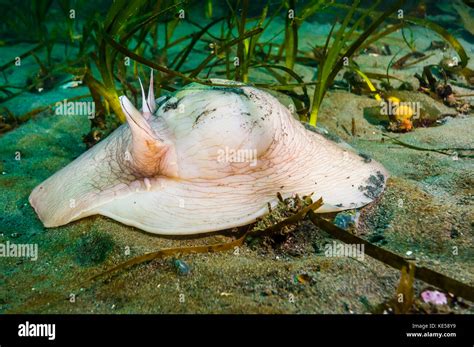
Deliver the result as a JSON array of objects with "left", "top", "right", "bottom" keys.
[{"left": 29, "top": 76, "right": 388, "bottom": 235}]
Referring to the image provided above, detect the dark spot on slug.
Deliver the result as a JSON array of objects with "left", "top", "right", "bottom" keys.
[
  {"left": 193, "top": 108, "right": 217, "bottom": 127},
  {"left": 358, "top": 152, "right": 372, "bottom": 163},
  {"left": 358, "top": 171, "right": 385, "bottom": 199},
  {"left": 163, "top": 98, "right": 180, "bottom": 112},
  {"left": 156, "top": 95, "right": 170, "bottom": 110}
]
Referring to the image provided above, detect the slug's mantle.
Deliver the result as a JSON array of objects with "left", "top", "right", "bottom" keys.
[{"left": 29, "top": 76, "right": 389, "bottom": 235}]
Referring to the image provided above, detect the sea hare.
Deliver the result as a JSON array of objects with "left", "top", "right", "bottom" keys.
[{"left": 29, "top": 75, "right": 389, "bottom": 235}]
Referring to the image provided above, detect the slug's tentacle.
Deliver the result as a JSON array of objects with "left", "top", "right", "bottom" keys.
[
  {"left": 119, "top": 95, "right": 157, "bottom": 141},
  {"left": 119, "top": 95, "right": 170, "bottom": 177},
  {"left": 139, "top": 78, "right": 151, "bottom": 120},
  {"left": 148, "top": 70, "right": 156, "bottom": 114}
]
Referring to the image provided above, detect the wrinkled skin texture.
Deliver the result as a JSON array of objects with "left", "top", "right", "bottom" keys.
[{"left": 29, "top": 78, "right": 388, "bottom": 235}]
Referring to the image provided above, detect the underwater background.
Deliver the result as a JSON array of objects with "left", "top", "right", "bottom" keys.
[{"left": 0, "top": 0, "right": 473, "bottom": 313}]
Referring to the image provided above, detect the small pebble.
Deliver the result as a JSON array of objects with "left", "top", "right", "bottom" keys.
[
  {"left": 294, "top": 273, "right": 312, "bottom": 285},
  {"left": 173, "top": 259, "right": 190, "bottom": 276},
  {"left": 333, "top": 211, "right": 359, "bottom": 230}
]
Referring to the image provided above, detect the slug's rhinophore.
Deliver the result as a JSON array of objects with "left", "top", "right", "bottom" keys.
[{"left": 29, "top": 75, "right": 388, "bottom": 235}]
